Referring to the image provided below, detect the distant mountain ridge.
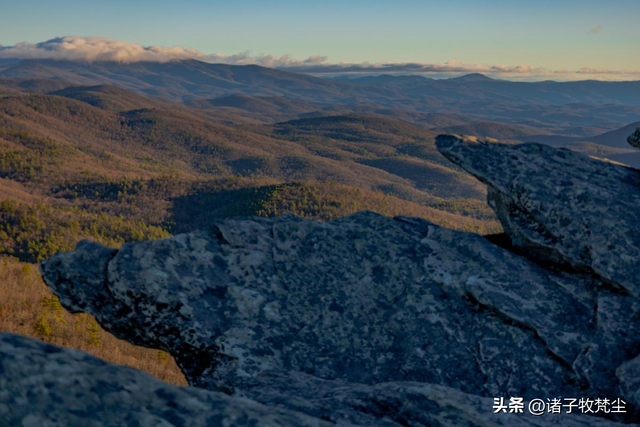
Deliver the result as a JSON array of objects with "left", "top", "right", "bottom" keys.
[
  {"left": 0, "top": 59, "right": 357, "bottom": 102},
  {"left": 2, "top": 59, "right": 639, "bottom": 136},
  {"left": 2, "top": 59, "right": 640, "bottom": 105}
]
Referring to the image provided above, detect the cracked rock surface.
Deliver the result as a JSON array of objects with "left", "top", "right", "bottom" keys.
[{"left": 35, "top": 136, "right": 640, "bottom": 426}]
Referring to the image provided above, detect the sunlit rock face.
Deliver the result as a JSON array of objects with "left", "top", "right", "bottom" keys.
[{"left": 35, "top": 136, "right": 640, "bottom": 425}]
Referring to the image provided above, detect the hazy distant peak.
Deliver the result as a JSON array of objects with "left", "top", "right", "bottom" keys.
[{"left": 448, "top": 73, "right": 495, "bottom": 82}]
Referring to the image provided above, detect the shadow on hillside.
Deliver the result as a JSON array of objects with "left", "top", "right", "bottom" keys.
[{"left": 168, "top": 186, "right": 274, "bottom": 234}]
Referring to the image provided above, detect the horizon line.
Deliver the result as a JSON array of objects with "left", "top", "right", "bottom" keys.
[{"left": 3, "top": 57, "right": 640, "bottom": 84}]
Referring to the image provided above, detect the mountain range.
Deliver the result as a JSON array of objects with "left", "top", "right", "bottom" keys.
[
  {"left": 1, "top": 59, "right": 639, "bottom": 133},
  {"left": 0, "top": 59, "right": 638, "bottom": 237},
  {"left": 2, "top": 58, "right": 637, "bottom": 164}
]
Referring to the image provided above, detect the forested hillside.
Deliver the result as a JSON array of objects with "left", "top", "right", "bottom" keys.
[
  {"left": 0, "top": 81, "right": 498, "bottom": 264},
  {"left": 0, "top": 79, "right": 501, "bottom": 385}
]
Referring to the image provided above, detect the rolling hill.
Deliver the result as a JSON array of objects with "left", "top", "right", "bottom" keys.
[
  {"left": 433, "top": 121, "right": 550, "bottom": 140},
  {"left": 184, "top": 94, "right": 322, "bottom": 123},
  {"left": 51, "top": 85, "right": 171, "bottom": 112},
  {"left": 0, "top": 82, "right": 501, "bottom": 266},
  {"left": 0, "top": 59, "right": 359, "bottom": 103},
  {"left": 185, "top": 94, "right": 317, "bottom": 115}
]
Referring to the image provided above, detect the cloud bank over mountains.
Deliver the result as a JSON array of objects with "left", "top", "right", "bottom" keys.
[
  {"left": 0, "top": 37, "right": 204, "bottom": 63},
  {"left": 0, "top": 36, "right": 638, "bottom": 81},
  {"left": 0, "top": 36, "right": 326, "bottom": 68}
]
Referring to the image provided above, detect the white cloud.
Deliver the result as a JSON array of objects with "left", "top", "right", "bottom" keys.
[
  {"left": 0, "top": 36, "right": 326, "bottom": 68},
  {"left": 0, "top": 36, "right": 638, "bottom": 81}
]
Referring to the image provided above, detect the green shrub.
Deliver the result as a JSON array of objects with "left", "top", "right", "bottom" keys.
[{"left": 33, "top": 315, "right": 52, "bottom": 337}]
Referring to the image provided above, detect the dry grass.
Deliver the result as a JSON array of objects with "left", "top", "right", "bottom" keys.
[{"left": 0, "top": 256, "right": 187, "bottom": 386}]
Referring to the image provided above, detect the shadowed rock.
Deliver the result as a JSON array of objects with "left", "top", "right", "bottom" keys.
[
  {"left": 40, "top": 212, "right": 640, "bottom": 424},
  {"left": 235, "top": 370, "right": 630, "bottom": 427},
  {"left": 436, "top": 135, "right": 640, "bottom": 297},
  {"left": 629, "top": 128, "right": 640, "bottom": 148},
  {"left": 0, "top": 333, "right": 330, "bottom": 427},
  {"left": 3, "top": 333, "right": 626, "bottom": 427}
]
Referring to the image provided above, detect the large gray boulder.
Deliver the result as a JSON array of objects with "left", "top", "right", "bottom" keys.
[
  {"left": 40, "top": 212, "right": 639, "bottom": 425},
  {"left": 436, "top": 136, "right": 640, "bottom": 298},
  {"left": 0, "top": 333, "right": 330, "bottom": 427}
]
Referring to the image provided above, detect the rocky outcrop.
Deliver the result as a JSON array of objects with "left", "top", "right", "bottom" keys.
[
  {"left": 40, "top": 215, "right": 639, "bottom": 424},
  {"left": 34, "top": 135, "right": 640, "bottom": 425},
  {"left": 0, "top": 333, "right": 330, "bottom": 427},
  {"left": 1, "top": 333, "right": 627, "bottom": 427},
  {"left": 437, "top": 136, "right": 640, "bottom": 297},
  {"left": 629, "top": 128, "right": 640, "bottom": 148},
  {"left": 40, "top": 215, "right": 599, "bottom": 395}
]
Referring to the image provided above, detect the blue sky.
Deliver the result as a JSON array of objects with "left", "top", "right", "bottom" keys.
[{"left": 1, "top": 0, "right": 639, "bottom": 80}]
